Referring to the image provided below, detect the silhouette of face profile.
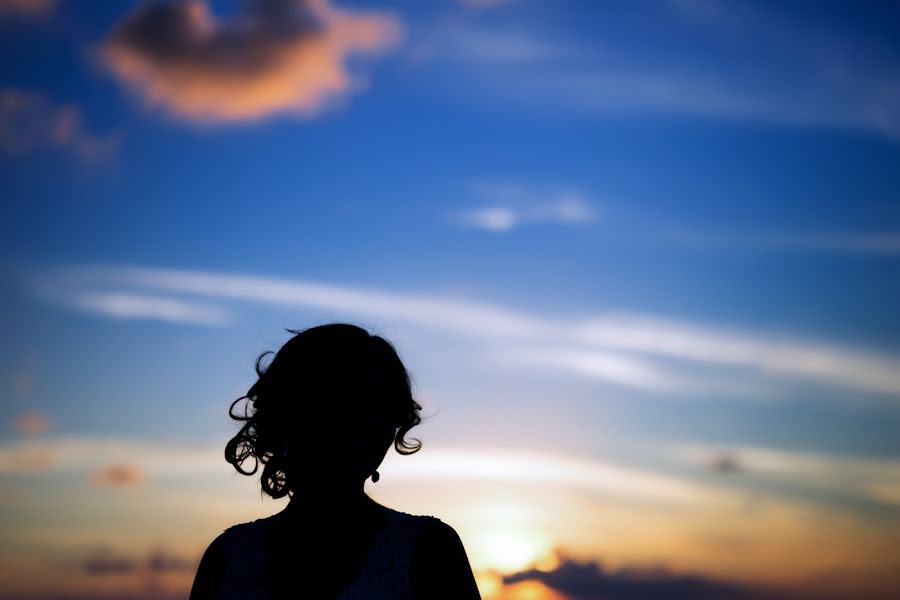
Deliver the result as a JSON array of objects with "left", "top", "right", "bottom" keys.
[{"left": 226, "top": 323, "right": 422, "bottom": 499}]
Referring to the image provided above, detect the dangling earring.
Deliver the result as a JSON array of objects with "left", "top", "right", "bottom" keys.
[{"left": 371, "top": 470, "right": 380, "bottom": 483}]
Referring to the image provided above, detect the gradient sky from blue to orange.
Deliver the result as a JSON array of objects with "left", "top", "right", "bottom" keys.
[{"left": 1, "top": 1, "right": 900, "bottom": 599}]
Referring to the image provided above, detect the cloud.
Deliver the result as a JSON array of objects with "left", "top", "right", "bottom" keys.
[
  {"left": 0, "top": 436, "right": 734, "bottom": 507},
  {"left": 433, "top": 7, "right": 900, "bottom": 141},
  {"left": 14, "top": 411, "right": 49, "bottom": 435},
  {"left": 457, "top": 0, "right": 514, "bottom": 10},
  {"left": 457, "top": 183, "right": 599, "bottom": 232},
  {"left": 0, "top": 446, "right": 54, "bottom": 471},
  {"left": 83, "top": 550, "right": 138, "bottom": 575},
  {"left": 574, "top": 314, "right": 900, "bottom": 396},
  {"left": 677, "top": 444, "right": 900, "bottom": 506},
  {"left": 0, "top": 89, "right": 120, "bottom": 159},
  {"left": 0, "top": 0, "right": 55, "bottom": 18},
  {"left": 707, "top": 452, "right": 742, "bottom": 474},
  {"left": 90, "top": 464, "right": 146, "bottom": 487},
  {"left": 31, "top": 264, "right": 900, "bottom": 398},
  {"left": 504, "top": 557, "right": 760, "bottom": 600},
  {"left": 658, "top": 228, "right": 900, "bottom": 257},
  {"left": 100, "top": 0, "right": 402, "bottom": 123},
  {"left": 382, "top": 447, "right": 732, "bottom": 505},
  {"left": 83, "top": 548, "right": 194, "bottom": 576},
  {"left": 145, "top": 549, "right": 195, "bottom": 574},
  {"left": 65, "top": 290, "right": 232, "bottom": 326},
  {"left": 0, "top": 437, "right": 219, "bottom": 475}
]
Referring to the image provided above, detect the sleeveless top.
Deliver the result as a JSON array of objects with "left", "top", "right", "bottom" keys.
[{"left": 216, "top": 508, "right": 431, "bottom": 599}]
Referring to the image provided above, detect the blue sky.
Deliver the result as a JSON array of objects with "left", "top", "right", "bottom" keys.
[{"left": 1, "top": 1, "right": 899, "bottom": 599}]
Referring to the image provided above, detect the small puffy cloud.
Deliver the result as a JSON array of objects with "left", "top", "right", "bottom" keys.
[
  {"left": 462, "top": 206, "right": 518, "bottom": 232},
  {"left": 708, "top": 452, "right": 742, "bottom": 474},
  {"left": 457, "top": 183, "right": 599, "bottom": 232},
  {"left": 15, "top": 411, "right": 49, "bottom": 435},
  {"left": 0, "top": 0, "right": 55, "bottom": 18},
  {"left": 100, "top": 0, "right": 403, "bottom": 123},
  {"left": 90, "top": 464, "right": 146, "bottom": 486},
  {"left": 0, "top": 89, "right": 120, "bottom": 159}
]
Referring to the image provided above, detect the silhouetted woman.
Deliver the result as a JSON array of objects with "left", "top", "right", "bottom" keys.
[{"left": 189, "top": 323, "right": 481, "bottom": 599}]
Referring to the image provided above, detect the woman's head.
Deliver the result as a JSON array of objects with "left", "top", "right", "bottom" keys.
[{"left": 225, "top": 323, "right": 422, "bottom": 499}]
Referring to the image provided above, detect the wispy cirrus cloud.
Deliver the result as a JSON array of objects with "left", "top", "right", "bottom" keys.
[
  {"left": 100, "top": 0, "right": 402, "bottom": 123},
  {"left": 456, "top": 0, "right": 515, "bottom": 11},
  {"left": 430, "top": 3, "right": 900, "bottom": 141},
  {"left": 664, "top": 229, "right": 900, "bottom": 257},
  {"left": 0, "top": 89, "right": 120, "bottom": 159},
  {"left": 0, "top": 0, "right": 55, "bottom": 18},
  {"left": 28, "top": 264, "right": 900, "bottom": 397}
]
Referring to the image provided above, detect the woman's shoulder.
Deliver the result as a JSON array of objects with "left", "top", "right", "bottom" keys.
[
  {"left": 200, "top": 518, "right": 266, "bottom": 562},
  {"left": 405, "top": 513, "right": 481, "bottom": 599}
]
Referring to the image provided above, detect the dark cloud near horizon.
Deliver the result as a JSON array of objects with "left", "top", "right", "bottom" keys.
[
  {"left": 83, "top": 548, "right": 195, "bottom": 576},
  {"left": 504, "top": 557, "right": 774, "bottom": 600}
]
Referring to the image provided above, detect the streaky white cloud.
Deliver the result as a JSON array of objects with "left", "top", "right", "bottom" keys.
[
  {"left": 0, "top": 436, "right": 733, "bottom": 506},
  {"left": 576, "top": 314, "right": 900, "bottom": 396},
  {"left": 676, "top": 443, "right": 900, "bottom": 506},
  {"left": 495, "top": 346, "right": 776, "bottom": 397},
  {"left": 67, "top": 290, "right": 232, "bottom": 326},
  {"left": 383, "top": 446, "right": 735, "bottom": 505},
  {"left": 0, "top": 437, "right": 222, "bottom": 474},
  {"left": 33, "top": 264, "right": 900, "bottom": 397},
  {"left": 44, "top": 264, "right": 550, "bottom": 339},
  {"left": 494, "top": 346, "right": 689, "bottom": 392}
]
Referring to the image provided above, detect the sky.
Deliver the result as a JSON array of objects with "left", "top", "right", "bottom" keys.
[{"left": 1, "top": 0, "right": 899, "bottom": 598}]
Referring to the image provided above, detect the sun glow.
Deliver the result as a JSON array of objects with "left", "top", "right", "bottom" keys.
[{"left": 470, "top": 530, "right": 554, "bottom": 573}]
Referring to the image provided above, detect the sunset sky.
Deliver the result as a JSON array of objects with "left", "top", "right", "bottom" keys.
[{"left": 1, "top": 1, "right": 899, "bottom": 599}]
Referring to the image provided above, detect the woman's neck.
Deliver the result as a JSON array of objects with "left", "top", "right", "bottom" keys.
[{"left": 280, "top": 483, "right": 380, "bottom": 519}]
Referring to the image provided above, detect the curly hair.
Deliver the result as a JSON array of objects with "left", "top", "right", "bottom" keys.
[{"left": 224, "top": 323, "right": 423, "bottom": 499}]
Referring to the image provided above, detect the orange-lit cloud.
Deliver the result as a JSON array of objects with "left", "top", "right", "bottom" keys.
[
  {"left": 0, "top": 0, "right": 55, "bottom": 18},
  {"left": 90, "top": 464, "right": 146, "bottom": 486},
  {"left": 15, "top": 411, "right": 49, "bottom": 434},
  {"left": 0, "top": 89, "right": 120, "bottom": 159},
  {"left": 100, "top": 0, "right": 402, "bottom": 123}
]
